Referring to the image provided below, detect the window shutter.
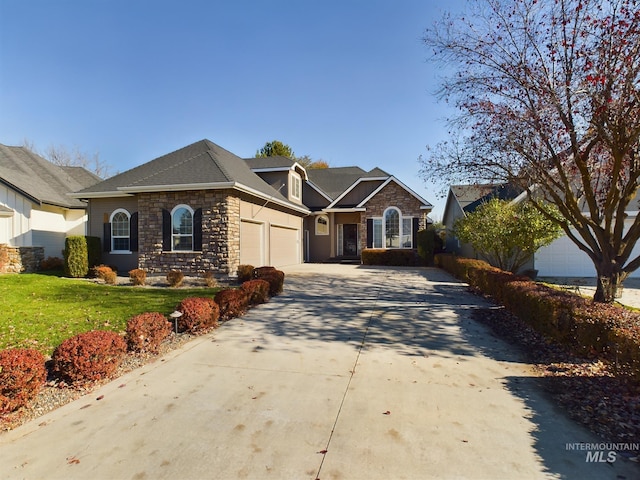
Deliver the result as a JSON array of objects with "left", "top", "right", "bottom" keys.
[
  {"left": 412, "top": 217, "right": 420, "bottom": 248},
  {"left": 162, "top": 209, "right": 171, "bottom": 251},
  {"left": 103, "top": 223, "right": 111, "bottom": 252},
  {"left": 130, "top": 212, "right": 139, "bottom": 252},
  {"left": 366, "top": 218, "right": 373, "bottom": 248},
  {"left": 194, "top": 208, "right": 203, "bottom": 251}
]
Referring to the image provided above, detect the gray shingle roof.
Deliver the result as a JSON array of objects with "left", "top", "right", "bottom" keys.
[
  {"left": 76, "top": 139, "right": 307, "bottom": 213},
  {"left": 451, "top": 183, "right": 523, "bottom": 212},
  {"left": 244, "top": 156, "right": 296, "bottom": 170},
  {"left": 306, "top": 166, "right": 391, "bottom": 200},
  {"left": 0, "top": 144, "right": 101, "bottom": 208}
]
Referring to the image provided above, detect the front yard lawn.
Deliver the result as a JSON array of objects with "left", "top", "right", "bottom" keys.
[{"left": 0, "top": 273, "right": 220, "bottom": 356}]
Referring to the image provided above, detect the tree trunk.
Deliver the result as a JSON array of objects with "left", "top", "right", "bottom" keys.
[{"left": 593, "top": 267, "right": 626, "bottom": 303}]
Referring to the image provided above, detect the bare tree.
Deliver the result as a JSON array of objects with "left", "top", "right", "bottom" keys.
[
  {"left": 22, "top": 140, "right": 111, "bottom": 178},
  {"left": 420, "top": 0, "right": 640, "bottom": 302}
]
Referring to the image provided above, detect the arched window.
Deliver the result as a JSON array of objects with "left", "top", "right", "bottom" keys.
[
  {"left": 315, "top": 215, "right": 329, "bottom": 235},
  {"left": 171, "top": 205, "right": 193, "bottom": 251},
  {"left": 110, "top": 209, "right": 130, "bottom": 252},
  {"left": 384, "top": 207, "right": 400, "bottom": 248}
]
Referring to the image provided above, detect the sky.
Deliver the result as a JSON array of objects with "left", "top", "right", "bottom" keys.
[{"left": 0, "top": 0, "right": 467, "bottom": 220}]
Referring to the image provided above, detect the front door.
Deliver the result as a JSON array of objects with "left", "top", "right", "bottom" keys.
[{"left": 343, "top": 224, "right": 358, "bottom": 256}]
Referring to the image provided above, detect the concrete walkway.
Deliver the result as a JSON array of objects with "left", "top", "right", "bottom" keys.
[{"left": 0, "top": 265, "right": 637, "bottom": 479}]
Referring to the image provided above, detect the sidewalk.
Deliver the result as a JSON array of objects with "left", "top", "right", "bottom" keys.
[{"left": 0, "top": 265, "right": 637, "bottom": 479}]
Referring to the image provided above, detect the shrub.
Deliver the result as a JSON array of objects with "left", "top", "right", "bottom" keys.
[
  {"left": 215, "top": 288, "right": 250, "bottom": 320},
  {"left": 40, "top": 256, "right": 65, "bottom": 271},
  {"left": 92, "top": 264, "right": 117, "bottom": 285},
  {"left": 0, "top": 245, "right": 8, "bottom": 271},
  {"left": 241, "top": 279, "right": 271, "bottom": 305},
  {"left": 176, "top": 297, "right": 219, "bottom": 334},
  {"left": 126, "top": 312, "right": 172, "bottom": 353},
  {"left": 129, "top": 268, "right": 147, "bottom": 286},
  {"left": 0, "top": 348, "right": 47, "bottom": 414},
  {"left": 253, "top": 267, "right": 285, "bottom": 296},
  {"left": 63, "top": 236, "right": 89, "bottom": 278},
  {"left": 237, "top": 264, "right": 254, "bottom": 283},
  {"left": 86, "top": 236, "right": 102, "bottom": 269},
  {"left": 202, "top": 271, "right": 218, "bottom": 288},
  {"left": 166, "top": 270, "right": 184, "bottom": 288},
  {"left": 361, "top": 248, "right": 420, "bottom": 266},
  {"left": 52, "top": 330, "right": 127, "bottom": 384}
]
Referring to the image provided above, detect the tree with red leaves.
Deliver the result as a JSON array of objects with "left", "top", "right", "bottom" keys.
[{"left": 421, "top": 0, "right": 640, "bottom": 302}]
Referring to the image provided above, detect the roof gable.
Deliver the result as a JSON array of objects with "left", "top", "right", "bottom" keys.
[
  {"left": 0, "top": 144, "right": 101, "bottom": 208},
  {"left": 357, "top": 177, "right": 433, "bottom": 210}
]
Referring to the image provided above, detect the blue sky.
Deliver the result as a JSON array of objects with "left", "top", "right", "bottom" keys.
[{"left": 0, "top": 0, "right": 465, "bottom": 220}]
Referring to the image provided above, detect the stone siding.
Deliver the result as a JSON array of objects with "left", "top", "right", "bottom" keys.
[
  {"left": 359, "top": 182, "right": 428, "bottom": 252},
  {"left": 0, "top": 245, "right": 45, "bottom": 273},
  {"left": 136, "top": 189, "right": 240, "bottom": 276}
]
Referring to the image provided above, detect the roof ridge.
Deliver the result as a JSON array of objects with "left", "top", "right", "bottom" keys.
[{"left": 129, "top": 150, "right": 210, "bottom": 186}]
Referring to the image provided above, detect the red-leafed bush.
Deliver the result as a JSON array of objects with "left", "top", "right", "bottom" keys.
[
  {"left": 176, "top": 297, "right": 219, "bottom": 334},
  {"left": 129, "top": 268, "right": 146, "bottom": 286},
  {"left": 361, "top": 248, "right": 421, "bottom": 266},
  {"left": 237, "top": 264, "right": 254, "bottom": 283},
  {"left": 126, "top": 312, "right": 172, "bottom": 353},
  {"left": 253, "top": 267, "right": 285, "bottom": 296},
  {"left": 241, "top": 279, "right": 270, "bottom": 306},
  {"left": 40, "top": 256, "right": 65, "bottom": 271},
  {"left": 215, "top": 288, "right": 250, "bottom": 320},
  {"left": 0, "top": 348, "right": 47, "bottom": 414},
  {"left": 52, "top": 330, "right": 127, "bottom": 384}
]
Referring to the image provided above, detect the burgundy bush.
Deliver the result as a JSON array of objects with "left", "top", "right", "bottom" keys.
[
  {"left": 253, "top": 267, "right": 285, "bottom": 296},
  {"left": 126, "top": 312, "right": 172, "bottom": 353},
  {"left": 241, "top": 279, "right": 271, "bottom": 306},
  {"left": 52, "top": 330, "right": 127, "bottom": 384},
  {"left": 237, "top": 264, "right": 254, "bottom": 283},
  {"left": 0, "top": 348, "right": 47, "bottom": 413},
  {"left": 215, "top": 288, "right": 250, "bottom": 320},
  {"left": 176, "top": 297, "right": 219, "bottom": 334}
]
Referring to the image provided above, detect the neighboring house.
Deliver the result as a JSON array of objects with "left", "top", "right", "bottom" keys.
[
  {"left": 0, "top": 143, "right": 101, "bottom": 260},
  {"left": 73, "top": 139, "right": 434, "bottom": 276},
  {"left": 442, "top": 183, "right": 522, "bottom": 257},
  {"left": 443, "top": 182, "right": 640, "bottom": 278}
]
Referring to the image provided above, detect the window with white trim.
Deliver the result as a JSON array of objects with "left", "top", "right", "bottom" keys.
[
  {"left": 172, "top": 205, "right": 194, "bottom": 251},
  {"left": 315, "top": 215, "right": 329, "bottom": 235},
  {"left": 290, "top": 172, "right": 302, "bottom": 200},
  {"left": 372, "top": 207, "right": 413, "bottom": 249},
  {"left": 110, "top": 209, "right": 130, "bottom": 252}
]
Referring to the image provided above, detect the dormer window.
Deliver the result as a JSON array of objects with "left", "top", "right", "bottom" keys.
[{"left": 290, "top": 171, "right": 302, "bottom": 201}]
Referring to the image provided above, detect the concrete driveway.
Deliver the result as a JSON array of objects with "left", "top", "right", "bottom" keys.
[{"left": 0, "top": 265, "right": 637, "bottom": 479}]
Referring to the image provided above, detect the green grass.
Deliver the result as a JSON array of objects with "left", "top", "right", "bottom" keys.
[{"left": 0, "top": 273, "right": 220, "bottom": 356}]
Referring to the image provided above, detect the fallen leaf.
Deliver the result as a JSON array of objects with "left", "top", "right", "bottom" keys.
[
  {"left": 317, "top": 449, "right": 328, "bottom": 454},
  {"left": 66, "top": 456, "right": 80, "bottom": 465},
  {"left": 96, "top": 395, "right": 104, "bottom": 401},
  {"left": 383, "top": 411, "right": 391, "bottom": 415},
  {"left": 118, "top": 384, "right": 126, "bottom": 388}
]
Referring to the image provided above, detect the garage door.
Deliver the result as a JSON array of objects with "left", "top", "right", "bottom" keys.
[
  {"left": 534, "top": 235, "right": 596, "bottom": 277},
  {"left": 240, "top": 220, "right": 264, "bottom": 267},
  {"left": 269, "top": 225, "right": 300, "bottom": 267}
]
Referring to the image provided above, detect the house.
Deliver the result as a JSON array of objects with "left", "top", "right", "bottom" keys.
[
  {"left": 443, "top": 183, "right": 640, "bottom": 278},
  {"left": 73, "top": 139, "right": 433, "bottom": 276},
  {"left": 442, "top": 183, "right": 522, "bottom": 256},
  {"left": 0, "top": 144, "right": 101, "bottom": 270}
]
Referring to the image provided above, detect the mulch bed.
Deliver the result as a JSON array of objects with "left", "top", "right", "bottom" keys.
[{"left": 472, "top": 301, "right": 640, "bottom": 457}]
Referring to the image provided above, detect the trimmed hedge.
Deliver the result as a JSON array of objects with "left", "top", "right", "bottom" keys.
[
  {"left": 241, "top": 279, "right": 271, "bottom": 306},
  {"left": 64, "top": 236, "right": 89, "bottom": 278},
  {"left": 0, "top": 348, "right": 47, "bottom": 413},
  {"left": 253, "top": 267, "right": 285, "bottom": 296},
  {"left": 361, "top": 248, "right": 422, "bottom": 266},
  {"left": 215, "top": 288, "right": 250, "bottom": 320},
  {"left": 52, "top": 330, "right": 127, "bottom": 384},
  {"left": 435, "top": 254, "right": 640, "bottom": 377}
]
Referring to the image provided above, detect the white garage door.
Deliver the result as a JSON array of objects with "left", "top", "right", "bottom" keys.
[
  {"left": 269, "top": 225, "right": 300, "bottom": 267},
  {"left": 534, "top": 235, "right": 595, "bottom": 277},
  {"left": 240, "top": 220, "right": 264, "bottom": 267}
]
